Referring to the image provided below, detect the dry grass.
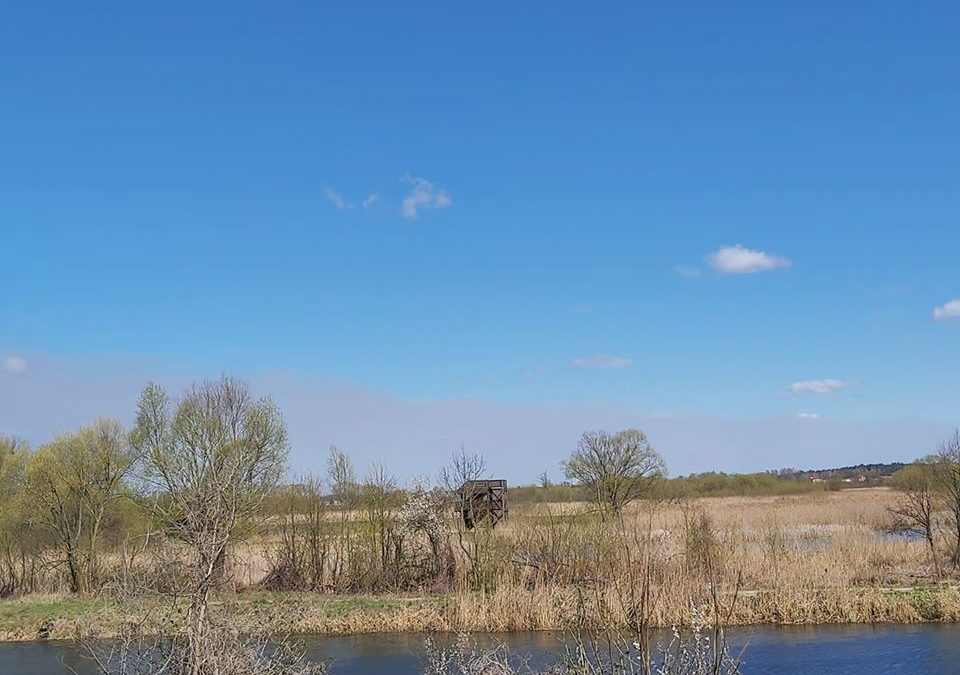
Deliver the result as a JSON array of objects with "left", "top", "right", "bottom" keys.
[{"left": 5, "top": 488, "right": 959, "bottom": 641}]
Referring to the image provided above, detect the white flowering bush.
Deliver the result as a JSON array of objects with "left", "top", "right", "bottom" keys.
[
  {"left": 399, "top": 477, "right": 448, "bottom": 544},
  {"left": 397, "top": 476, "right": 451, "bottom": 585}
]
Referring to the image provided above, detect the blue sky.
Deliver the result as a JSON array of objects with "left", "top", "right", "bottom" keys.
[{"left": 2, "top": 2, "right": 959, "bottom": 479}]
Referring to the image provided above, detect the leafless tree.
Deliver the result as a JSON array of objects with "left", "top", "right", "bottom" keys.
[
  {"left": 362, "top": 463, "right": 400, "bottom": 587},
  {"left": 439, "top": 447, "right": 492, "bottom": 588},
  {"left": 131, "top": 377, "right": 288, "bottom": 675},
  {"left": 265, "top": 474, "right": 330, "bottom": 591},
  {"left": 562, "top": 429, "right": 666, "bottom": 516},
  {"left": 327, "top": 446, "right": 357, "bottom": 506},
  {"left": 326, "top": 446, "right": 358, "bottom": 588},
  {"left": 80, "top": 604, "right": 325, "bottom": 675},
  {"left": 932, "top": 430, "right": 960, "bottom": 567},
  {"left": 890, "top": 460, "right": 940, "bottom": 577},
  {"left": 439, "top": 446, "right": 487, "bottom": 524}
]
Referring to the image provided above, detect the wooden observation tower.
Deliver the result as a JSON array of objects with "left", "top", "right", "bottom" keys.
[{"left": 459, "top": 479, "right": 508, "bottom": 529}]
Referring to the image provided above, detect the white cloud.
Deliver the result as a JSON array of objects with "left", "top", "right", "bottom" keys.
[
  {"left": 933, "top": 299, "right": 960, "bottom": 322},
  {"left": 569, "top": 354, "right": 633, "bottom": 369},
  {"left": 796, "top": 413, "right": 821, "bottom": 420},
  {"left": 323, "top": 187, "right": 354, "bottom": 210},
  {"left": 707, "top": 244, "right": 791, "bottom": 275},
  {"left": 3, "top": 357, "right": 27, "bottom": 373},
  {"left": 362, "top": 193, "right": 379, "bottom": 209},
  {"left": 788, "top": 379, "right": 848, "bottom": 395},
  {"left": 401, "top": 176, "right": 452, "bottom": 219},
  {"left": 674, "top": 265, "right": 701, "bottom": 278}
]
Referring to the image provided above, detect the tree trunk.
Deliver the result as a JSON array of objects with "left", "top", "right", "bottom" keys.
[
  {"left": 926, "top": 530, "right": 941, "bottom": 578},
  {"left": 186, "top": 554, "right": 218, "bottom": 675},
  {"left": 65, "top": 544, "right": 81, "bottom": 594}
]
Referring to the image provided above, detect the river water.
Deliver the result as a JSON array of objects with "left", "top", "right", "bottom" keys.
[{"left": 2, "top": 624, "right": 959, "bottom": 674}]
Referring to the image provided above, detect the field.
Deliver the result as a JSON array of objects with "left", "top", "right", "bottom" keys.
[{"left": 3, "top": 487, "right": 958, "bottom": 642}]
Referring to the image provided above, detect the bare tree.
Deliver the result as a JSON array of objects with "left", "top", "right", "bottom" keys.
[
  {"left": 265, "top": 474, "right": 330, "bottom": 591},
  {"left": 81, "top": 603, "right": 325, "bottom": 675},
  {"left": 932, "top": 430, "right": 960, "bottom": 567},
  {"left": 131, "top": 377, "right": 288, "bottom": 675},
  {"left": 439, "top": 447, "right": 491, "bottom": 588},
  {"left": 562, "top": 429, "right": 666, "bottom": 515},
  {"left": 327, "top": 446, "right": 357, "bottom": 505},
  {"left": 439, "top": 446, "right": 487, "bottom": 529},
  {"left": 361, "top": 463, "right": 400, "bottom": 587},
  {"left": 326, "top": 446, "right": 358, "bottom": 588},
  {"left": 890, "top": 460, "right": 940, "bottom": 577}
]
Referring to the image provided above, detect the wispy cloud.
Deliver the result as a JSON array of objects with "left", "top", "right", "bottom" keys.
[
  {"left": 796, "top": 412, "right": 821, "bottom": 420},
  {"left": 401, "top": 176, "right": 452, "bottom": 219},
  {"left": 362, "top": 193, "right": 379, "bottom": 209},
  {"left": 788, "top": 379, "right": 849, "bottom": 395},
  {"left": 3, "top": 356, "right": 27, "bottom": 373},
  {"left": 323, "top": 187, "right": 354, "bottom": 210},
  {"left": 933, "top": 299, "right": 960, "bottom": 322},
  {"left": 569, "top": 354, "right": 633, "bottom": 369},
  {"left": 674, "top": 265, "right": 701, "bottom": 278},
  {"left": 707, "top": 244, "right": 790, "bottom": 275}
]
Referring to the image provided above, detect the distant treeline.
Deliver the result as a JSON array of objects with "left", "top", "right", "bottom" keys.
[{"left": 514, "top": 463, "right": 906, "bottom": 502}]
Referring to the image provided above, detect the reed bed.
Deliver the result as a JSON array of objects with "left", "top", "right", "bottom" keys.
[{"left": 4, "top": 487, "right": 957, "bottom": 642}]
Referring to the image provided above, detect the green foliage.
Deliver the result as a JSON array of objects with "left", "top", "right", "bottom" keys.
[
  {"left": 562, "top": 429, "right": 666, "bottom": 513},
  {"left": 655, "top": 471, "right": 822, "bottom": 499},
  {"left": 511, "top": 471, "right": 823, "bottom": 503},
  {"left": 0, "top": 436, "right": 27, "bottom": 504},
  {"left": 892, "top": 462, "right": 935, "bottom": 492},
  {"left": 510, "top": 483, "right": 589, "bottom": 503},
  {"left": 908, "top": 587, "right": 943, "bottom": 621},
  {"left": 21, "top": 419, "right": 133, "bottom": 593}
]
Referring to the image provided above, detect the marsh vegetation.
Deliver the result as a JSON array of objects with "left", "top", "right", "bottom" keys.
[{"left": 1, "top": 378, "right": 959, "bottom": 672}]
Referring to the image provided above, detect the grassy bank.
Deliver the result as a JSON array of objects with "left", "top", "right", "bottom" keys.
[
  {"left": 5, "top": 488, "right": 959, "bottom": 642},
  {"left": 5, "top": 584, "right": 960, "bottom": 643}
]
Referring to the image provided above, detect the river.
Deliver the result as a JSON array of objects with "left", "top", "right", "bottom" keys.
[{"left": 2, "top": 624, "right": 959, "bottom": 674}]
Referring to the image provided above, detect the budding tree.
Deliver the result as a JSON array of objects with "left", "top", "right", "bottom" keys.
[
  {"left": 933, "top": 430, "right": 960, "bottom": 568},
  {"left": 891, "top": 460, "right": 939, "bottom": 576},
  {"left": 131, "top": 377, "right": 288, "bottom": 675},
  {"left": 562, "top": 429, "right": 666, "bottom": 515},
  {"left": 23, "top": 420, "right": 132, "bottom": 593}
]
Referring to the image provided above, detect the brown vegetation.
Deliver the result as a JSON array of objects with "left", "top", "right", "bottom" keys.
[{"left": 2, "top": 385, "right": 960, "bottom": 649}]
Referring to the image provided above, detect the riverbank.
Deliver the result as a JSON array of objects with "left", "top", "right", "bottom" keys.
[
  {"left": 4, "top": 583, "right": 960, "bottom": 642},
  {"left": 5, "top": 489, "right": 958, "bottom": 642}
]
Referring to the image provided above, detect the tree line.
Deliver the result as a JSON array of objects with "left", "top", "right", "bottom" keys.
[{"left": 0, "top": 377, "right": 670, "bottom": 599}]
